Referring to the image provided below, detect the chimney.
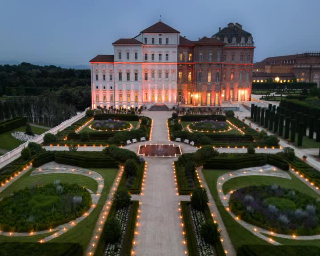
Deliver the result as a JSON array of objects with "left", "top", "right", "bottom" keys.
[
  {"left": 235, "top": 23, "right": 242, "bottom": 29},
  {"left": 228, "top": 23, "right": 234, "bottom": 28}
]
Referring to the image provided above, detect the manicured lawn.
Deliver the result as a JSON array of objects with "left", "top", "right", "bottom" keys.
[
  {"left": 79, "top": 121, "right": 139, "bottom": 133},
  {"left": 0, "top": 166, "right": 118, "bottom": 250},
  {"left": 181, "top": 121, "right": 242, "bottom": 135},
  {"left": 0, "top": 125, "right": 49, "bottom": 151},
  {"left": 203, "top": 169, "right": 320, "bottom": 250}
]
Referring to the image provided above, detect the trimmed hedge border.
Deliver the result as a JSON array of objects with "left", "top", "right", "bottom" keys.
[
  {"left": 94, "top": 114, "right": 139, "bottom": 121},
  {"left": 118, "top": 162, "right": 145, "bottom": 194},
  {"left": 180, "top": 115, "right": 226, "bottom": 122},
  {"left": 174, "top": 162, "right": 200, "bottom": 195},
  {"left": 0, "top": 117, "right": 27, "bottom": 134},
  {"left": 237, "top": 245, "right": 320, "bottom": 256}
]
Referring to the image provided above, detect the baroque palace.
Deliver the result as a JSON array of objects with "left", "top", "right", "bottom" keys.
[{"left": 90, "top": 21, "right": 254, "bottom": 109}]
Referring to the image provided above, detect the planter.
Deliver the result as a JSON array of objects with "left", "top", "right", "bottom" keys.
[{"left": 302, "top": 155, "right": 307, "bottom": 162}]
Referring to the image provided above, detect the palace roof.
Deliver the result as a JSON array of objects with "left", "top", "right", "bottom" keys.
[
  {"left": 213, "top": 23, "right": 252, "bottom": 44},
  {"left": 141, "top": 21, "right": 180, "bottom": 33},
  {"left": 195, "top": 36, "right": 225, "bottom": 45},
  {"left": 112, "top": 38, "right": 143, "bottom": 45},
  {"left": 179, "top": 36, "right": 194, "bottom": 46},
  {"left": 90, "top": 55, "right": 114, "bottom": 63}
]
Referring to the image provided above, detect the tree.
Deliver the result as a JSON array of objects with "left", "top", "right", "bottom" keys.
[
  {"left": 113, "top": 189, "right": 131, "bottom": 209},
  {"left": 290, "top": 119, "right": 297, "bottom": 142},
  {"left": 172, "top": 112, "right": 178, "bottom": 119},
  {"left": 124, "top": 159, "right": 138, "bottom": 177},
  {"left": 283, "top": 147, "right": 295, "bottom": 161},
  {"left": 191, "top": 187, "right": 209, "bottom": 211},
  {"left": 194, "top": 146, "right": 219, "bottom": 164},
  {"left": 25, "top": 123, "right": 34, "bottom": 136},
  {"left": 104, "top": 218, "right": 121, "bottom": 243},
  {"left": 43, "top": 133, "right": 57, "bottom": 143},
  {"left": 247, "top": 145, "right": 255, "bottom": 154},
  {"left": 298, "top": 122, "right": 304, "bottom": 147},
  {"left": 225, "top": 110, "right": 235, "bottom": 118},
  {"left": 21, "top": 147, "right": 31, "bottom": 160},
  {"left": 200, "top": 220, "right": 221, "bottom": 244},
  {"left": 28, "top": 142, "right": 44, "bottom": 155}
]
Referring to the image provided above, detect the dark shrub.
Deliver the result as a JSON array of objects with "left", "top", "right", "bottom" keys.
[
  {"left": 43, "top": 133, "right": 58, "bottom": 144},
  {"left": 86, "top": 109, "right": 94, "bottom": 117},
  {"left": 259, "top": 130, "right": 268, "bottom": 139},
  {"left": 283, "top": 147, "right": 295, "bottom": 161},
  {"left": 21, "top": 148, "right": 31, "bottom": 160},
  {"left": 191, "top": 187, "right": 209, "bottom": 211},
  {"left": 80, "top": 132, "right": 90, "bottom": 142},
  {"left": 225, "top": 110, "right": 235, "bottom": 118},
  {"left": 185, "top": 161, "right": 196, "bottom": 177},
  {"left": 113, "top": 189, "right": 131, "bottom": 209},
  {"left": 261, "top": 135, "right": 278, "bottom": 146},
  {"left": 104, "top": 218, "right": 121, "bottom": 243},
  {"left": 25, "top": 123, "right": 34, "bottom": 136},
  {"left": 124, "top": 159, "right": 138, "bottom": 177},
  {"left": 172, "top": 112, "right": 178, "bottom": 119},
  {"left": 103, "top": 145, "right": 138, "bottom": 163},
  {"left": 194, "top": 146, "right": 219, "bottom": 164},
  {"left": 200, "top": 220, "right": 221, "bottom": 244},
  {"left": 247, "top": 145, "right": 255, "bottom": 154},
  {"left": 28, "top": 142, "right": 44, "bottom": 155}
]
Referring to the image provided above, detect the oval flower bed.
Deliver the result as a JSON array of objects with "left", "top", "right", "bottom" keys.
[
  {"left": 189, "top": 120, "right": 230, "bottom": 133},
  {"left": 90, "top": 119, "right": 131, "bottom": 131},
  {"left": 0, "top": 182, "right": 91, "bottom": 232},
  {"left": 229, "top": 185, "right": 320, "bottom": 235}
]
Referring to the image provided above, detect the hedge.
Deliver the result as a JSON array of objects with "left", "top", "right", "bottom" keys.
[
  {"left": 252, "top": 82, "right": 316, "bottom": 91},
  {"left": 174, "top": 162, "right": 200, "bottom": 195},
  {"left": 237, "top": 245, "right": 320, "bottom": 256},
  {"left": 0, "top": 242, "right": 83, "bottom": 256},
  {"left": 0, "top": 156, "right": 32, "bottom": 185},
  {"left": 0, "top": 117, "right": 27, "bottom": 134},
  {"left": 32, "top": 152, "right": 55, "bottom": 167},
  {"left": 180, "top": 115, "right": 226, "bottom": 122},
  {"left": 118, "top": 162, "right": 145, "bottom": 194},
  {"left": 94, "top": 114, "right": 139, "bottom": 121}
]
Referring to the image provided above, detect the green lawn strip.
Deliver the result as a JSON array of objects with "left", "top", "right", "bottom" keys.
[
  {"left": 222, "top": 173, "right": 319, "bottom": 198},
  {"left": 79, "top": 121, "right": 139, "bottom": 134},
  {"left": 0, "top": 169, "right": 98, "bottom": 199},
  {"left": 0, "top": 232, "right": 55, "bottom": 243},
  {"left": 51, "top": 168, "right": 118, "bottom": 250},
  {"left": 203, "top": 170, "right": 269, "bottom": 250},
  {"left": 0, "top": 125, "right": 48, "bottom": 150},
  {"left": 266, "top": 235, "right": 320, "bottom": 248}
]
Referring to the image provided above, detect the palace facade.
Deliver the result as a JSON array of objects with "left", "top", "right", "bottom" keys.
[{"left": 90, "top": 21, "right": 254, "bottom": 109}]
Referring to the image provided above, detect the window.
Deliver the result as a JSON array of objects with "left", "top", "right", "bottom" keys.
[
  {"left": 165, "top": 91, "right": 168, "bottom": 102},
  {"left": 208, "top": 72, "right": 211, "bottom": 83},
  {"left": 110, "top": 74, "right": 112, "bottom": 81},
  {"left": 188, "top": 71, "right": 192, "bottom": 82},
  {"left": 119, "top": 94, "right": 122, "bottom": 102},
  {"left": 209, "top": 53, "right": 212, "bottom": 61},
  {"left": 180, "top": 53, "right": 183, "bottom": 61},
  {"left": 151, "top": 71, "right": 155, "bottom": 79},
  {"left": 135, "top": 93, "right": 138, "bottom": 103},
  {"left": 119, "top": 72, "right": 122, "bottom": 81},
  {"left": 159, "top": 38, "right": 162, "bottom": 44},
  {"left": 103, "top": 86, "right": 106, "bottom": 90},
  {"left": 166, "top": 54, "right": 169, "bottom": 61},
  {"left": 110, "top": 95, "right": 113, "bottom": 102},
  {"left": 246, "top": 71, "right": 250, "bottom": 82},
  {"left": 188, "top": 53, "right": 192, "bottom": 61},
  {"left": 135, "top": 72, "right": 138, "bottom": 81},
  {"left": 179, "top": 71, "right": 182, "bottom": 79},
  {"left": 216, "top": 72, "right": 220, "bottom": 82},
  {"left": 231, "top": 71, "right": 234, "bottom": 81},
  {"left": 165, "top": 71, "right": 169, "bottom": 79},
  {"left": 199, "top": 53, "right": 203, "bottom": 61},
  {"left": 118, "top": 52, "right": 121, "bottom": 60},
  {"left": 102, "top": 74, "right": 105, "bottom": 81},
  {"left": 135, "top": 52, "right": 138, "bottom": 60},
  {"left": 96, "top": 95, "right": 99, "bottom": 102},
  {"left": 144, "top": 72, "right": 148, "bottom": 81},
  {"left": 240, "top": 55, "right": 243, "bottom": 62},
  {"left": 145, "top": 54, "right": 148, "bottom": 61},
  {"left": 152, "top": 54, "right": 155, "bottom": 61},
  {"left": 126, "top": 52, "right": 129, "bottom": 60},
  {"left": 103, "top": 95, "right": 106, "bottom": 101},
  {"left": 96, "top": 85, "right": 99, "bottom": 89},
  {"left": 217, "top": 52, "right": 221, "bottom": 62},
  {"left": 232, "top": 54, "right": 235, "bottom": 62},
  {"left": 224, "top": 55, "right": 227, "bottom": 61},
  {"left": 159, "top": 54, "right": 162, "bottom": 61},
  {"left": 127, "top": 94, "right": 130, "bottom": 102},
  {"left": 127, "top": 72, "right": 130, "bottom": 81},
  {"left": 144, "top": 38, "right": 147, "bottom": 44},
  {"left": 240, "top": 71, "right": 243, "bottom": 81},
  {"left": 158, "top": 71, "right": 162, "bottom": 79},
  {"left": 166, "top": 38, "right": 169, "bottom": 44},
  {"left": 152, "top": 38, "right": 155, "bottom": 44},
  {"left": 199, "top": 72, "right": 202, "bottom": 82},
  {"left": 145, "top": 93, "right": 148, "bottom": 101},
  {"left": 96, "top": 74, "right": 98, "bottom": 81},
  {"left": 247, "top": 55, "right": 251, "bottom": 62}
]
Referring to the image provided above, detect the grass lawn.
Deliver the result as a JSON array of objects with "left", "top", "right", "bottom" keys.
[
  {"left": 203, "top": 169, "right": 320, "bottom": 250},
  {"left": 181, "top": 121, "right": 242, "bottom": 135},
  {"left": 0, "top": 166, "right": 118, "bottom": 250},
  {"left": 282, "top": 132, "right": 320, "bottom": 149},
  {"left": 0, "top": 125, "right": 49, "bottom": 151},
  {"left": 79, "top": 121, "right": 139, "bottom": 134}
]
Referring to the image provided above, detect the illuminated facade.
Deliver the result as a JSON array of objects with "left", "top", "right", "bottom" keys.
[{"left": 90, "top": 21, "right": 254, "bottom": 109}]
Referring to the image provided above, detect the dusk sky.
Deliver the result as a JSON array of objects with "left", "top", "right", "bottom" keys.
[{"left": 1, "top": 0, "right": 320, "bottom": 68}]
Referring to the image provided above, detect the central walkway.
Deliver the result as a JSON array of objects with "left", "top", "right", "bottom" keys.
[{"left": 132, "top": 111, "right": 188, "bottom": 256}]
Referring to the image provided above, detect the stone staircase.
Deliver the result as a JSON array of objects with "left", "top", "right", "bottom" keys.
[{"left": 149, "top": 104, "right": 170, "bottom": 111}]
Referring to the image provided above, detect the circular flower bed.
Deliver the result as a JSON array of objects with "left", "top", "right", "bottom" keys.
[
  {"left": 189, "top": 120, "right": 230, "bottom": 133},
  {"left": 0, "top": 182, "right": 91, "bottom": 232},
  {"left": 91, "top": 119, "right": 130, "bottom": 131},
  {"left": 229, "top": 185, "right": 320, "bottom": 235}
]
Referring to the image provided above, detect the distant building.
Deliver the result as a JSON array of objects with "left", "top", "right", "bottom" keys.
[
  {"left": 90, "top": 21, "right": 255, "bottom": 109},
  {"left": 253, "top": 52, "right": 320, "bottom": 87}
]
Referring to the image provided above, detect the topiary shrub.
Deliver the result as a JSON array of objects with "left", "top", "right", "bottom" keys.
[
  {"left": 104, "top": 217, "right": 121, "bottom": 244},
  {"left": 43, "top": 133, "right": 58, "bottom": 144},
  {"left": 185, "top": 161, "right": 196, "bottom": 177},
  {"left": 247, "top": 145, "right": 255, "bottom": 154},
  {"left": 86, "top": 109, "right": 94, "bottom": 117},
  {"left": 225, "top": 110, "right": 235, "bottom": 118},
  {"left": 113, "top": 189, "right": 131, "bottom": 209},
  {"left": 124, "top": 159, "right": 138, "bottom": 177},
  {"left": 194, "top": 146, "right": 219, "bottom": 164},
  {"left": 200, "top": 220, "right": 221, "bottom": 244},
  {"left": 25, "top": 123, "right": 34, "bottom": 136},
  {"left": 261, "top": 135, "right": 279, "bottom": 146},
  {"left": 21, "top": 147, "right": 31, "bottom": 160},
  {"left": 80, "top": 132, "right": 90, "bottom": 142},
  {"left": 172, "top": 112, "right": 178, "bottom": 119},
  {"left": 28, "top": 142, "right": 44, "bottom": 155},
  {"left": 283, "top": 147, "right": 295, "bottom": 161},
  {"left": 191, "top": 187, "right": 209, "bottom": 211}
]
